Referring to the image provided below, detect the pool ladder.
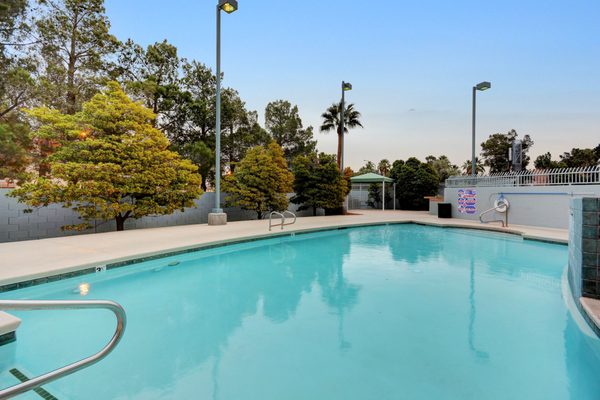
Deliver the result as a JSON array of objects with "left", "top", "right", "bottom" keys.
[
  {"left": 269, "top": 211, "right": 297, "bottom": 231},
  {"left": 479, "top": 204, "right": 509, "bottom": 227},
  {"left": 0, "top": 300, "right": 126, "bottom": 399}
]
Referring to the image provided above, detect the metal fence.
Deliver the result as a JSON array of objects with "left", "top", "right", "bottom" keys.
[{"left": 445, "top": 167, "right": 600, "bottom": 188}]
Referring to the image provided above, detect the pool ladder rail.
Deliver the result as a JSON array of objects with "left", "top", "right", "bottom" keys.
[
  {"left": 269, "top": 211, "right": 297, "bottom": 231},
  {"left": 0, "top": 299, "right": 127, "bottom": 400},
  {"left": 479, "top": 198, "right": 510, "bottom": 228}
]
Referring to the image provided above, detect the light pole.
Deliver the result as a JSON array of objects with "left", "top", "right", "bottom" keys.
[
  {"left": 471, "top": 81, "right": 490, "bottom": 179},
  {"left": 340, "top": 81, "right": 352, "bottom": 177},
  {"left": 209, "top": 0, "right": 238, "bottom": 226}
]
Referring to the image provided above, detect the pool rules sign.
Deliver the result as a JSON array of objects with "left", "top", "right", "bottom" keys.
[{"left": 457, "top": 189, "right": 477, "bottom": 214}]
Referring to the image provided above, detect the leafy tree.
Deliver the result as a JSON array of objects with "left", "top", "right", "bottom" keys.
[
  {"left": 319, "top": 101, "right": 363, "bottom": 169},
  {"left": 0, "top": 0, "right": 39, "bottom": 118},
  {"left": 534, "top": 152, "right": 563, "bottom": 169},
  {"left": 430, "top": 155, "right": 460, "bottom": 181},
  {"left": 343, "top": 166, "right": 353, "bottom": 191},
  {"left": 169, "top": 60, "right": 217, "bottom": 144},
  {"left": 265, "top": 100, "right": 317, "bottom": 164},
  {"left": 425, "top": 155, "right": 437, "bottom": 164},
  {"left": 480, "top": 129, "right": 533, "bottom": 173},
  {"left": 112, "top": 39, "right": 181, "bottom": 127},
  {"left": 378, "top": 159, "right": 390, "bottom": 176},
  {"left": 172, "top": 141, "right": 213, "bottom": 191},
  {"left": 36, "top": 0, "right": 120, "bottom": 114},
  {"left": 366, "top": 183, "right": 392, "bottom": 209},
  {"left": 559, "top": 148, "right": 599, "bottom": 168},
  {"left": 0, "top": 121, "right": 33, "bottom": 183},
  {"left": 290, "top": 153, "right": 348, "bottom": 216},
  {"left": 389, "top": 157, "right": 439, "bottom": 210},
  {"left": 462, "top": 157, "right": 485, "bottom": 174},
  {"left": 221, "top": 89, "right": 270, "bottom": 171},
  {"left": 357, "top": 160, "right": 376, "bottom": 175},
  {"left": 8, "top": 82, "right": 203, "bottom": 231},
  {"left": 221, "top": 141, "right": 293, "bottom": 220}
]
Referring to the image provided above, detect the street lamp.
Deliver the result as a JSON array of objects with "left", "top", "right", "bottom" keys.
[
  {"left": 209, "top": 0, "right": 238, "bottom": 226},
  {"left": 471, "top": 81, "right": 490, "bottom": 179},
  {"left": 340, "top": 81, "right": 352, "bottom": 177}
]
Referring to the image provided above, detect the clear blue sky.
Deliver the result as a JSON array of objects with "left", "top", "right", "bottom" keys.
[{"left": 104, "top": 0, "right": 600, "bottom": 170}]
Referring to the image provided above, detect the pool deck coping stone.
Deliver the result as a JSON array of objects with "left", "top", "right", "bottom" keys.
[{"left": 2, "top": 209, "right": 599, "bottom": 336}]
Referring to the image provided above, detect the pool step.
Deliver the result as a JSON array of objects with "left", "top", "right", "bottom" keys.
[{"left": 9, "top": 368, "right": 60, "bottom": 400}]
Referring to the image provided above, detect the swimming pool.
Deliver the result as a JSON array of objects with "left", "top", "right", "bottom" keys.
[{"left": 1, "top": 224, "right": 599, "bottom": 399}]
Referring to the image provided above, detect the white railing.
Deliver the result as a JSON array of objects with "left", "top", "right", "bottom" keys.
[{"left": 445, "top": 167, "right": 600, "bottom": 188}]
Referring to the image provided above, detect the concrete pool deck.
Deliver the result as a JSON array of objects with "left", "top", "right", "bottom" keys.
[{"left": 1, "top": 209, "right": 598, "bottom": 333}]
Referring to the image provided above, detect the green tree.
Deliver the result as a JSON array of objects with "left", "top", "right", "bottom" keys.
[
  {"left": 291, "top": 153, "right": 349, "bottom": 216},
  {"left": 0, "top": 121, "right": 33, "bottom": 183},
  {"left": 221, "top": 141, "right": 294, "bottom": 220},
  {"left": 319, "top": 101, "right": 363, "bottom": 169},
  {"left": 36, "top": 0, "right": 120, "bottom": 114},
  {"left": 378, "top": 159, "right": 391, "bottom": 176},
  {"left": 389, "top": 158, "right": 439, "bottom": 210},
  {"left": 462, "top": 157, "right": 485, "bottom": 174},
  {"left": 534, "top": 152, "right": 563, "bottom": 169},
  {"left": 221, "top": 89, "right": 270, "bottom": 172},
  {"left": 172, "top": 141, "right": 213, "bottom": 191},
  {"left": 559, "top": 148, "right": 599, "bottom": 168},
  {"left": 357, "top": 160, "right": 376, "bottom": 175},
  {"left": 480, "top": 129, "right": 533, "bottom": 173},
  {"left": 113, "top": 39, "right": 181, "bottom": 127},
  {"left": 431, "top": 155, "right": 460, "bottom": 181},
  {"left": 8, "top": 82, "right": 203, "bottom": 231},
  {"left": 265, "top": 100, "right": 317, "bottom": 164},
  {"left": 366, "top": 183, "right": 392, "bottom": 209}
]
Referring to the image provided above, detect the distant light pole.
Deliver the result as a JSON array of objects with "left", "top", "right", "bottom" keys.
[
  {"left": 472, "top": 81, "right": 490, "bottom": 178},
  {"left": 340, "top": 81, "right": 352, "bottom": 177},
  {"left": 209, "top": 0, "right": 238, "bottom": 226}
]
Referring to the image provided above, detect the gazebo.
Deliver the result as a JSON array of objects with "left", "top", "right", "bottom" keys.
[{"left": 349, "top": 173, "right": 396, "bottom": 210}]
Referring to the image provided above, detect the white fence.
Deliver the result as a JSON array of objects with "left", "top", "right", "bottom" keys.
[{"left": 446, "top": 167, "right": 600, "bottom": 188}]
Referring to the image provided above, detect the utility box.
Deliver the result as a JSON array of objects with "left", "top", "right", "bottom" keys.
[{"left": 438, "top": 203, "right": 452, "bottom": 219}]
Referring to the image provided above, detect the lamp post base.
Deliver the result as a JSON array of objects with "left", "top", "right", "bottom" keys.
[{"left": 208, "top": 213, "right": 227, "bottom": 226}]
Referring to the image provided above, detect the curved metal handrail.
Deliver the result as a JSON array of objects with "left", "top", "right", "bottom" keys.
[
  {"left": 479, "top": 205, "right": 509, "bottom": 227},
  {"left": 0, "top": 300, "right": 127, "bottom": 399},
  {"left": 281, "top": 211, "right": 297, "bottom": 228},
  {"left": 269, "top": 211, "right": 285, "bottom": 231},
  {"left": 268, "top": 211, "right": 297, "bottom": 231}
]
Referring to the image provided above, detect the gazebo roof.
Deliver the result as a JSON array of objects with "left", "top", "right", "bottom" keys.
[{"left": 350, "top": 173, "right": 395, "bottom": 183}]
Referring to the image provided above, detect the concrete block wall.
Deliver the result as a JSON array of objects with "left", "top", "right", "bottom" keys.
[
  {"left": 443, "top": 185, "right": 600, "bottom": 229},
  {"left": 0, "top": 189, "right": 324, "bottom": 243}
]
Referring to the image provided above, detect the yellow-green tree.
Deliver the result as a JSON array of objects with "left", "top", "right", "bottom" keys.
[
  {"left": 8, "top": 82, "right": 203, "bottom": 231},
  {"left": 221, "top": 141, "right": 293, "bottom": 220}
]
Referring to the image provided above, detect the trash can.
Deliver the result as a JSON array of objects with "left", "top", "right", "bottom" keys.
[{"left": 438, "top": 203, "right": 451, "bottom": 219}]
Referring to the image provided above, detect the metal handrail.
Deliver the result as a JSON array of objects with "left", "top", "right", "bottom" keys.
[
  {"left": 479, "top": 205, "right": 509, "bottom": 227},
  {"left": 268, "top": 211, "right": 297, "bottom": 231},
  {"left": 0, "top": 300, "right": 127, "bottom": 399}
]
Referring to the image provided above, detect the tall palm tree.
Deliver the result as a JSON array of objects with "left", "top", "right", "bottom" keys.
[
  {"left": 462, "top": 157, "right": 485, "bottom": 175},
  {"left": 378, "top": 159, "right": 391, "bottom": 176},
  {"left": 319, "top": 101, "right": 363, "bottom": 169}
]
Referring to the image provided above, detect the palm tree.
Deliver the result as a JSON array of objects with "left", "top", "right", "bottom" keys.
[
  {"left": 378, "top": 159, "right": 390, "bottom": 176},
  {"left": 462, "top": 157, "right": 485, "bottom": 175},
  {"left": 319, "top": 101, "right": 363, "bottom": 169}
]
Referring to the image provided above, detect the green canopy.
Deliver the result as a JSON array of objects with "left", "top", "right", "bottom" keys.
[{"left": 350, "top": 173, "right": 395, "bottom": 183}]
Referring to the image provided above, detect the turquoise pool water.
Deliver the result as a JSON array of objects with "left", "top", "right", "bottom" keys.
[{"left": 1, "top": 225, "right": 600, "bottom": 399}]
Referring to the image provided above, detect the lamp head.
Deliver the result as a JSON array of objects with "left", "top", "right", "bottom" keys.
[
  {"left": 343, "top": 82, "right": 352, "bottom": 91},
  {"left": 475, "top": 81, "right": 491, "bottom": 91},
  {"left": 218, "top": 0, "right": 238, "bottom": 13}
]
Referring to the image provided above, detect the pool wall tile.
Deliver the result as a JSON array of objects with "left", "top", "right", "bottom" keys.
[{"left": 569, "top": 198, "right": 600, "bottom": 313}]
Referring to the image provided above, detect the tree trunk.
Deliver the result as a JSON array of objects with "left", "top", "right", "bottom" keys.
[
  {"left": 66, "top": 10, "right": 79, "bottom": 115},
  {"left": 313, "top": 206, "right": 317, "bottom": 216},
  {"left": 257, "top": 211, "right": 262, "bottom": 220},
  {"left": 115, "top": 215, "right": 125, "bottom": 231}
]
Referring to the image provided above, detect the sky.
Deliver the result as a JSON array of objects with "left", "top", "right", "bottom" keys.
[{"left": 104, "top": 0, "right": 600, "bottom": 171}]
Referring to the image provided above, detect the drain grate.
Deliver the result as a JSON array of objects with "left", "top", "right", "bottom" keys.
[{"left": 9, "top": 368, "right": 59, "bottom": 400}]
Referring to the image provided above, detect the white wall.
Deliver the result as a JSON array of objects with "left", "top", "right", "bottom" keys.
[{"left": 443, "top": 185, "right": 600, "bottom": 229}]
